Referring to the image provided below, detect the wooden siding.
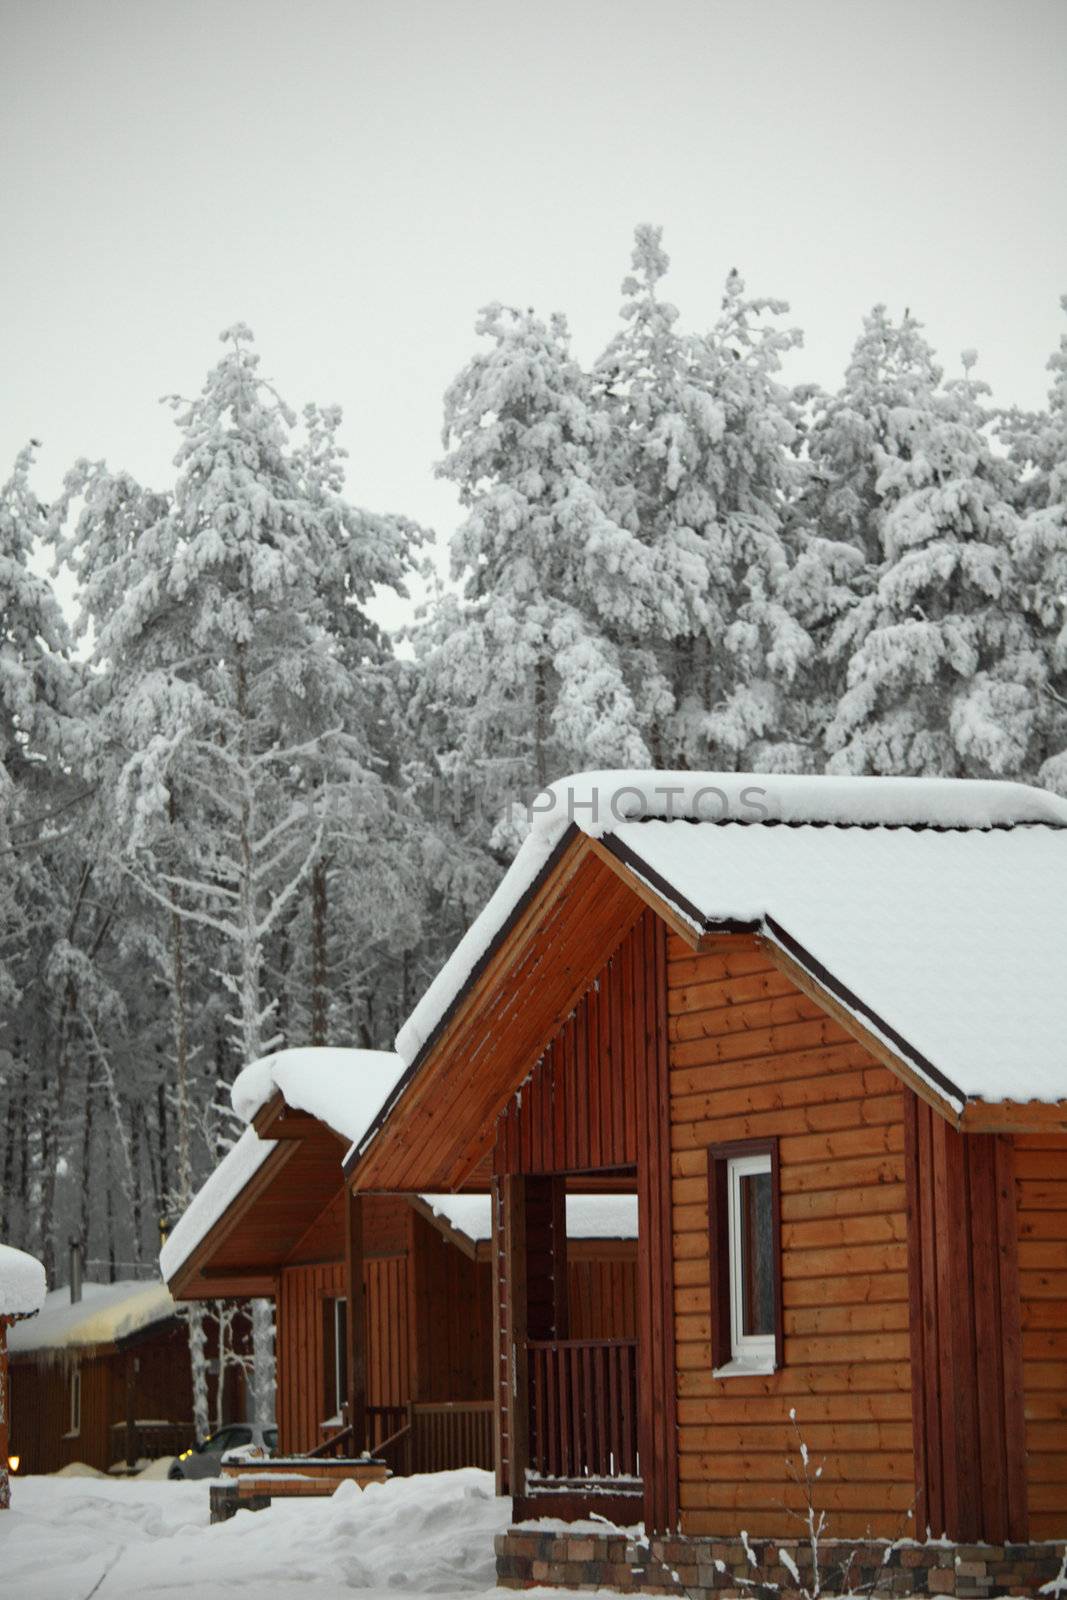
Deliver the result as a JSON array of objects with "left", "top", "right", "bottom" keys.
[
  {"left": 276, "top": 1253, "right": 414, "bottom": 1454},
  {"left": 494, "top": 911, "right": 650, "bottom": 1176},
  {"left": 1015, "top": 1132, "right": 1067, "bottom": 1540},
  {"left": 568, "top": 1243, "right": 638, "bottom": 1340},
  {"left": 667, "top": 933, "right": 915, "bottom": 1540},
  {"left": 362, "top": 844, "right": 645, "bottom": 1192},
  {"left": 410, "top": 1210, "right": 494, "bottom": 1404},
  {"left": 493, "top": 911, "right": 677, "bottom": 1530},
  {"left": 8, "top": 1323, "right": 194, "bottom": 1475},
  {"left": 905, "top": 1096, "right": 1026, "bottom": 1542}
]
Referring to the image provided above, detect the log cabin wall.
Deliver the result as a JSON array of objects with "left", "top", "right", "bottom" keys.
[
  {"left": 667, "top": 932, "right": 915, "bottom": 1540},
  {"left": 1014, "top": 1132, "right": 1067, "bottom": 1539}
]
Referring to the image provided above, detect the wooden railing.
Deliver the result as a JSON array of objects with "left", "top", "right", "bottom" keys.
[
  {"left": 528, "top": 1338, "right": 638, "bottom": 1481},
  {"left": 411, "top": 1400, "right": 494, "bottom": 1473},
  {"left": 109, "top": 1420, "right": 196, "bottom": 1467},
  {"left": 368, "top": 1401, "right": 494, "bottom": 1476}
]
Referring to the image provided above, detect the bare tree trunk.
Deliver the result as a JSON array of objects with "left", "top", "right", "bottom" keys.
[
  {"left": 79, "top": 1086, "right": 94, "bottom": 1258},
  {"left": 186, "top": 1304, "right": 210, "bottom": 1439},
  {"left": 234, "top": 645, "right": 264, "bottom": 1063},
  {"left": 129, "top": 1100, "right": 143, "bottom": 1264},
  {"left": 311, "top": 857, "right": 328, "bottom": 1046}
]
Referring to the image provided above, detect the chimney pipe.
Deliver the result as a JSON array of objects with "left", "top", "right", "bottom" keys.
[{"left": 69, "top": 1237, "right": 82, "bottom": 1305}]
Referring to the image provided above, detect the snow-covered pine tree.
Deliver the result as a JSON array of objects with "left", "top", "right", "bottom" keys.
[
  {"left": 55, "top": 325, "right": 418, "bottom": 1420},
  {"left": 826, "top": 335, "right": 1039, "bottom": 778},
  {"left": 658, "top": 263, "right": 811, "bottom": 770},
  {"left": 1000, "top": 298, "right": 1067, "bottom": 791},
  {"left": 591, "top": 225, "right": 729, "bottom": 764},
  {"left": 0, "top": 443, "right": 89, "bottom": 1281},
  {"left": 423, "top": 300, "right": 653, "bottom": 832},
  {"left": 786, "top": 308, "right": 947, "bottom": 756}
]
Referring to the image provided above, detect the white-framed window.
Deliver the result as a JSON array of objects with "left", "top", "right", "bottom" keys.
[
  {"left": 68, "top": 1367, "right": 82, "bottom": 1437},
  {"left": 726, "top": 1152, "right": 776, "bottom": 1368},
  {"left": 708, "top": 1139, "right": 781, "bottom": 1377}
]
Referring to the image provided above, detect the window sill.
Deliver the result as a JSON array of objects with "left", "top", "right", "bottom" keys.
[{"left": 712, "top": 1358, "right": 777, "bottom": 1379}]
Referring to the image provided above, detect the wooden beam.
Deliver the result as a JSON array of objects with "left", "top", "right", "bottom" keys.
[
  {"left": 345, "top": 1190, "right": 366, "bottom": 1455},
  {"left": 502, "top": 1174, "right": 529, "bottom": 1496},
  {"left": 490, "top": 1179, "right": 504, "bottom": 1496},
  {"left": 960, "top": 1098, "right": 1067, "bottom": 1135},
  {"left": 183, "top": 1270, "right": 278, "bottom": 1300},
  {"left": 587, "top": 837, "right": 704, "bottom": 948}
]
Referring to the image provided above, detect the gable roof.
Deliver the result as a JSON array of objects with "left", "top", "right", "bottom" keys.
[
  {"left": 7, "top": 1279, "right": 176, "bottom": 1358},
  {"left": 606, "top": 816, "right": 1067, "bottom": 1107},
  {"left": 161, "top": 1044, "right": 638, "bottom": 1295},
  {"left": 350, "top": 772, "right": 1067, "bottom": 1192}
]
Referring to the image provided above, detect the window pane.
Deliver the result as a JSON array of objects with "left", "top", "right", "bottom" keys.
[{"left": 740, "top": 1170, "right": 773, "bottom": 1336}]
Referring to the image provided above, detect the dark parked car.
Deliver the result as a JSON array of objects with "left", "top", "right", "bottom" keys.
[{"left": 168, "top": 1422, "right": 278, "bottom": 1479}]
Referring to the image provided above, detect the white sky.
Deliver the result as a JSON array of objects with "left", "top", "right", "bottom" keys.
[{"left": 3, "top": 0, "right": 1066, "bottom": 633}]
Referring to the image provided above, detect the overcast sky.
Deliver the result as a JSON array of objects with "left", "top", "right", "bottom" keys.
[{"left": 3, "top": 0, "right": 1066, "bottom": 631}]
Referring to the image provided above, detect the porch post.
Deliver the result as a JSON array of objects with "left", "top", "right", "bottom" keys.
[
  {"left": 345, "top": 1189, "right": 366, "bottom": 1454},
  {"left": 548, "top": 1175, "right": 568, "bottom": 1339},
  {"left": 124, "top": 1352, "right": 138, "bottom": 1470},
  {"left": 0, "top": 1320, "right": 10, "bottom": 1510},
  {"left": 502, "top": 1173, "right": 529, "bottom": 1496}
]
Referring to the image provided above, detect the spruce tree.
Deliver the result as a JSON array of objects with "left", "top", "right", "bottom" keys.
[{"left": 826, "top": 338, "right": 1037, "bottom": 777}]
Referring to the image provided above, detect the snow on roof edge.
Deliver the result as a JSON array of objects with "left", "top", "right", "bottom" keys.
[
  {"left": 159, "top": 1127, "right": 276, "bottom": 1285},
  {"left": 231, "top": 1045, "right": 407, "bottom": 1148},
  {"left": 7, "top": 1278, "right": 177, "bottom": 1355},
  {"left": 394, "top": 771, "right": 1067, "bottom": 1069},
  {"left": 0, "top": 1243, "right": 47, "bottom": 1317}
]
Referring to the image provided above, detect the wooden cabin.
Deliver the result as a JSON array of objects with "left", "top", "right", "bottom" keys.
[
  {"left": 0, "top": 1244, "right": 46, "bottom": 1507},
  {"left": 347, "top": 773, "right": 1067, "bottom": 1595},
  {"left": 7, "top": 1278, "right": 203, "bottom": 1474},
  {"left": 162, "top": 1047, "right": 639, "bottom": 1471}
]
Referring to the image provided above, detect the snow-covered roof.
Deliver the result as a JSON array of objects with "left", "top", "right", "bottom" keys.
[
  {"left": 7, "top": 1279, "right": 176, "bottom": 1355},
  {"left": 159, "top": 1126, "right": 275, "bottom": 1284},
  {"left": 161, "top": 1049, "right": 408, "bottom": 1285},
  {"left": 421, "top": 1193, "right": 638, "bottom": 1244},
  {"left": 394, "top": 771, "right": 1067, "bottom": 1110},
  {"left": 232, "top": 1046, "right": 407, "bottom": 1145},
  {"left": 0, "top": 1243, "right": 47, "bottom": 1318}
]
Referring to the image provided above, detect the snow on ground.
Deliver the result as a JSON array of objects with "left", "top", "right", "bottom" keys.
[{"left": 0, "top": 1468, "right": 518, "bottom": 1600}]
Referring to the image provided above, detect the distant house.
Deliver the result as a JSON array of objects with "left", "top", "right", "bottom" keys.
[
  {"left": 161, "top": 1046, "right": 639, "bottom": 1470},
  {"left": 7, "top": 1276, "right": 201, "bottom": 1475},
  {"left": 347, "top": 772, "right": 1067, "bottom": 1596},
  {"left": 0, "top": 1243, "right": 46, "bottom": 1507}
]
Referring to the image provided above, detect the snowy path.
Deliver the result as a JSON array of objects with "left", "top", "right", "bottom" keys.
[{"left": 0, "top": 1469, "right": 520, "bottom": 1600}]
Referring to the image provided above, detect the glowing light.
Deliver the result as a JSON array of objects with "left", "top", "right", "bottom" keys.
[{"left": 7, "top": 1456, "right": 20, "bottom": 1473}]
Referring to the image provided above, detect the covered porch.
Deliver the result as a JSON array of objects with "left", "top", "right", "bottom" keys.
[{"left": 499, "top": 1172, "right": 642, "bottom": 1525}]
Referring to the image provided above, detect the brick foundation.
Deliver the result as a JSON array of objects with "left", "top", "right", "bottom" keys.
[{"left": 495, "top": 1528, "right": 1067, "bottom": 1597}]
